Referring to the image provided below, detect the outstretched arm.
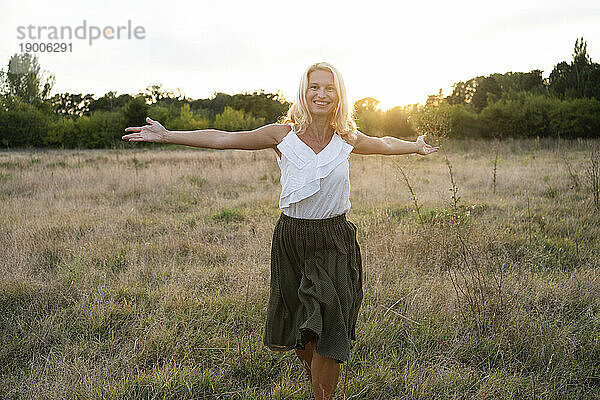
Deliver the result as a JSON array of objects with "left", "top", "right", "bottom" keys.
[
  {"left": 352, "top": 130, "right": 439, "bottom": 156},
  {"left": 122, "top": 117, "right": 285, "bottom": 150}
]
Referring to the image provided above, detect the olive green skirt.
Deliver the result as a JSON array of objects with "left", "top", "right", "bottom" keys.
[{"left": 263, "top": 212, "right": 363, "bottom": 363}]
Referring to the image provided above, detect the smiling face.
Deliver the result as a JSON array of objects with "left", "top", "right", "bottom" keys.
[{"left": 306, "top": 69, "right": 338, "bottom": 118}]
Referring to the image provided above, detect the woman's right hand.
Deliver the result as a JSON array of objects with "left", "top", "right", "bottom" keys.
[{"left": 122, "top": 117, "right": 168, "bottom": 143}]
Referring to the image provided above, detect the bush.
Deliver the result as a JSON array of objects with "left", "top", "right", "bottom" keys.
[
  {"left": 447, "top": 104, "right": 483, "bottom": 138},
  {"left": 213, "top": 106, "right": 264, "bottom": 131},
  {"left": 43, "top": 118, "right": 76, "bottom": 147},
  {"left": 481, "top": 94, "right": 600, "bottom": 138},
  {"left": 549, "top": 97, "right": 600, "bottom": 138},
  {"left": 168, "top": 104, "right": 210, "bottom": 131},
  {"left": 0, "top": 100, "right": 51, "bottom": 148}
]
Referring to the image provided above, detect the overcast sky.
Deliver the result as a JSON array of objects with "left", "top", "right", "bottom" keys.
[{"left": 1, "top": 0, "right": 599, "bottom": 110}]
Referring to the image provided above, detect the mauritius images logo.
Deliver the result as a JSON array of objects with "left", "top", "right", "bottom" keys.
[{"left": 16, "top": 20, "right": 146, "bottom": 46}]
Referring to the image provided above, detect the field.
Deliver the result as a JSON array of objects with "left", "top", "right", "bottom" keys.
[{"left": 1, "top": 138, "right": 599, "bottom": 399}]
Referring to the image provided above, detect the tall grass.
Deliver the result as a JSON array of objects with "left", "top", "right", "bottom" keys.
[{"left": 1, "top": 139, "right": 600, "bottom": 399}]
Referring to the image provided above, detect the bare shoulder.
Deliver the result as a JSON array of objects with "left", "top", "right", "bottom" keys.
[
  {"left": 339, "top": 130, "right": 365, "bottom": 148},
  {"left": 262, "top": 124, "right": 291, "bottom": 159},
  {"left": 342, "top": 130, "right": 361, "bottom": 147},
  {"left": 263, "top": 123, "right": 292, "bottom": 144}
]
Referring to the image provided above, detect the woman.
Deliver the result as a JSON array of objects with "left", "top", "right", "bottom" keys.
[{"left": 122, "top": 62, "right": 438, "bottom": 399}]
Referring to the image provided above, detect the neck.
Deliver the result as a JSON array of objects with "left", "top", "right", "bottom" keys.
[{"left": 307, "top": 114, "right": 334, "bottom": 142}]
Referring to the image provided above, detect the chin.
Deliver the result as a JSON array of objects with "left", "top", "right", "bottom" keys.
[{"left": 310, "top": 107, "right": 334, "bottom": 117}]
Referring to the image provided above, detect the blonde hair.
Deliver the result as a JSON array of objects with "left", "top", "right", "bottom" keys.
[{"left": 284, "top": 62, "right": 357, "bottom": 142}]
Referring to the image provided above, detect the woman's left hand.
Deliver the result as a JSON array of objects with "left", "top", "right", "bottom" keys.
[{"left": 415, "top": 134, "right": 439, "bottom": 155}]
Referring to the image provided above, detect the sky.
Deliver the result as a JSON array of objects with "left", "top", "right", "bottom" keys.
[{"left": 1, "top": 0, "right": 599, "bottom": 110}]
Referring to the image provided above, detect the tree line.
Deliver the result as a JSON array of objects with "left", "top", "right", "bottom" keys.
[
  {"left": 0, "top": 37, "right": 598, "bottom": 148},
  {"left": 355, "top": 37, "right": 600, "bottom": 139},
  {"left": 0, "top": 53, "right": 290, "bottom": 148}
]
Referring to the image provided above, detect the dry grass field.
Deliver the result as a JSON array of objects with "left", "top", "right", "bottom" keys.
[{"left": 1, "top": 138, "right": 599, "bottom": 399}]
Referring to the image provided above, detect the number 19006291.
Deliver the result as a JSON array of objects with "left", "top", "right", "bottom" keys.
[{"left": 19, "top": 42, "right": 72, "bottom": 52}]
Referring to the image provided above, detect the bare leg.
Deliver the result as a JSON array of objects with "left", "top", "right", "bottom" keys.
[
  {"left": 295, "top": 343, "right": 313, "bottom": 381},
  {"left": 309, "top": 339, "right": 340, "bottom": 400}
]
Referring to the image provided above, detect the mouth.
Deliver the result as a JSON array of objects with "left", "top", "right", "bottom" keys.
[{"left": 314, "top": 100, "right": 330, "bottom": 107}]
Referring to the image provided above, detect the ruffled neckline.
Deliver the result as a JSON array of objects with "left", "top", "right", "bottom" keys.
[
  {"left": 277, "top": 125, "right": 354, "bottom": 209},
  {"left": 277, "top": 126, "right": 350, "bottom": 167},
  {"left": 292, "top": 128, "right": 336, "bottom": 156}
]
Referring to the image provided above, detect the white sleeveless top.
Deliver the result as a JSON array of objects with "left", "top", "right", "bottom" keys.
[{"left": 276, "top": 126, "right": 354, "bottom": 219}]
